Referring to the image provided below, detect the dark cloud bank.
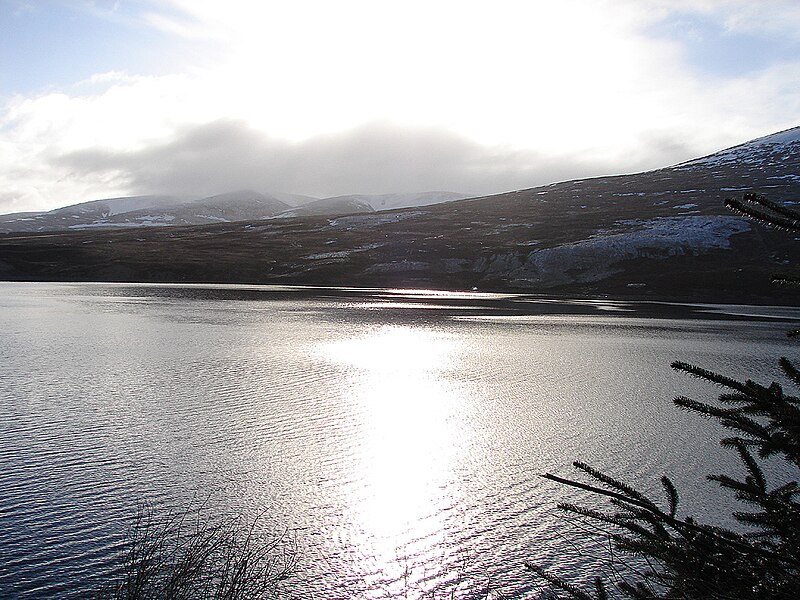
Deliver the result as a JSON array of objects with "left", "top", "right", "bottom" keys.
[{"left": 55, "top": 119, "right": 691, "bottom": 199}]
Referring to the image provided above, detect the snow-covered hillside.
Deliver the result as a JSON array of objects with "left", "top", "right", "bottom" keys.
[
  {"left": 0, "top": 190, "right": 290, "bottom": 233},
  {"left": 676, "top": 126, "right": 800, "bottom": 172},
  {"left": 54, "top": 195, "right": 187, "bottom": 217},
  {"left": 273, "top": 191, "right": 471, "bottom": 218},
  {"left": 333, "top": 191, "right": 470, "bottom": 211},
  {"left": 0, "top": 189, "right": 469, "bottom": 233},
  {"left": 273, "top": 196, "right": 375, "bottom": 219}
]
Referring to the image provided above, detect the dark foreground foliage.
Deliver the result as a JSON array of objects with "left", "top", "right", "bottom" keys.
[
  {"left": 528, "top": 193, "right": 800, "bottom": 599},
  {"left": 99, "top": 502, "right": 294, "bottom": 600}
]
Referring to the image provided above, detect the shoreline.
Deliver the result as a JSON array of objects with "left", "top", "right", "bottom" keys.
[{"left": 4, "top": 280, "right": 800, "bottom": 324}]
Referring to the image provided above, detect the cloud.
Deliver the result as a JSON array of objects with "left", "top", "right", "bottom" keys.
[
  {"left": 54, "top": 119, "right": 630, "bottom": 199},
  {"left": 660, "top": 0, "right": 800, "bottom": 37},
  {"left": 2, "top": 1, "right": 800, "bottom": 214}
]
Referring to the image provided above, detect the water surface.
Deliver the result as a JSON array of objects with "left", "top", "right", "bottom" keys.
[{"left": 1, "top": 283, "right": 798, "bottom": 598}]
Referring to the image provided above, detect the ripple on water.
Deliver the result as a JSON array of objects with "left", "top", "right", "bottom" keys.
[{"left": 1, "top": 283, "right": 795, "bottom": 598}]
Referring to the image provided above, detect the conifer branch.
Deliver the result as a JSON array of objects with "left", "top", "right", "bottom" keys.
[
  {"left": 543, "top": 472, "right": 658, "bottom": 513},
  {"left": 673, "top": 396, "right": 740, "bottom": 420},
  {"left": 542, "top": 472, "right": 798, "bottom": 566},
  {"left": 531, "top": 192, "right": 800, "bottom": 598},
  {"left": 725, "top": 193, "right": 800, "bottom": 231},
  {"left": 572, "top": 461, "right": 657, "bottom": 508},
  {"left": 661, "top": 476, "right": 679, "bottom": 518},
  {"left": 671, "top": 362, "right": 749, "bottom": 392},
  {"left": 739, "top": 193, "right": 800, "bottom": 220},
  {"left": 780, "top": 357, "right": 800, "bottom": 388}
]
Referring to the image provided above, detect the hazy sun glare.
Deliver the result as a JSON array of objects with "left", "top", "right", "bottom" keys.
[
  {"left": 3, "top": 0, "right": 800, "bottom": 212},
  {"left": 177, "top": 0, "right": 671, "bottom": 151}
]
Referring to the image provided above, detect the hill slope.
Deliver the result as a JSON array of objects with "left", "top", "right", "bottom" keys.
[
  {"left": 1, "top": 127, "right": 799, "bottom": 303},
  {"left": 0, "top": 190, "right": 470, "bottom": 233},
  {"left": 0, "top": 191, "right": 291, "bottom": 232}
]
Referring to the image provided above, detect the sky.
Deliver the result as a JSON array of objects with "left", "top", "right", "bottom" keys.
[{"left": 1, "top": 0, "right": 800, "bottom": 214}]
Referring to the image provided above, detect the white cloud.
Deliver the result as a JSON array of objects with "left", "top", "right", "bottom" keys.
[
  {"left": 1, "top": 0, "right": 799, "bottom": 213},
  {"left": 655, "top": 0, "right": 800, "bottom": 37}
]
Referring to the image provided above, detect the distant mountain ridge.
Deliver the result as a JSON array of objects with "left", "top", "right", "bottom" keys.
[
  {"left": 318, "top": 191, "right": 469, "bottom": 212},
  {"left": 273, "top": 196, "right": 375, "bottom": 219},
  {"left": 0, "top": 190, "right": 289, "bottom": 233},
  {"left": 1, "top": 125, "right": 800, "bottom": 303},
  {"left": 0, "top": 189, "right": 471, "bottom": 233}
]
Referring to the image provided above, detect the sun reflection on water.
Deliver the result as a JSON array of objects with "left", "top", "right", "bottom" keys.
[{"left": 317, "top": 325, "right": 470, "bottom": 592}]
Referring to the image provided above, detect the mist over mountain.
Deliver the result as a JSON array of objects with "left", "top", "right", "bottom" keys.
[
  {"left": 1, "top": 126, "right": 799, "bottom": 303},
  {"left": 0, "top": 189, "right": 470, "bottom": 233},
  {"left": 271, "top": 192, "right": 471, "bottom": 219},
  {"left": 321, "top": 191, "right": 470, "bottom": 212},
  {"left": 0, "top": 190, "right": 287, "bottom": 232}
]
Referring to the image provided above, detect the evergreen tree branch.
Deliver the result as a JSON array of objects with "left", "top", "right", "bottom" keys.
[
  {"left": 542, "top": 473, "right": 798, "bottom": 566},
  {"left": 780, "top": 357, "right": 800, "bottom": 389},
  {"left": 661, "top": 476, "right": 678, "bottom": 518},
  {"left": 671, "top": 361, "right": 750, "bottom": 392},
  {"left": 736, "top": 193, "right": 800, "bottom": 220},
  {"left": 572, "top": 461, "right": 657, "bottom": 509},
  {"left": 543, "top": 472, "right": 659, "bottom": 512},
  {"left": 725, "top": 194, "right": 800, "bottom": 231},
  {"left": 530, "top": 193, "right": 800, "bottom": 599}
]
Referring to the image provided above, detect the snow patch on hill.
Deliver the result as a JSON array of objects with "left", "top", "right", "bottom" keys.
[
  {"left": 55, "top": 195, "right": 187, "bottom": 217},
  {"left": 676, "top": 126, "right": 800, "bottom": 171},
  {"left": 491, "top": 216, "right": 751, "bottom": 286},
  {"left": 358, "top": 191, "right": 470, "bottom": 211}
]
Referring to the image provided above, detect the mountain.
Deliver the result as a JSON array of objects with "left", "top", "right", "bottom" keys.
[
  {"left": 272, "top": 196, "right": 376, "bottom": 218},
  {"left": 272, "top": 192, "right": 472, "bottom": 218},
  {"left": 270, "top": 192, "right": 319, "bottom": 207},
  {"left": 0, "top": 190, "right": 290, "bottom": 233},
  {"left": 0, "top": 195, "right": 184, "bottom": 233},
  {"left": 168, "top": 190, "right": 291, "bottom": 223},
  {"left": 327, "top": 191, "right": 471, "bottom": 212},
  {"left": 1, "top": 126, "right": 800, "bottom": 303},
  {"left": 0, "top": 190, "right": 469, "bottom": 233}
]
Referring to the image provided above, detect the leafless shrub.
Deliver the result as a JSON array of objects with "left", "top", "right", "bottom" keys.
[{"left": 100, "top": 501, "right": 294, "bottom": 600}]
